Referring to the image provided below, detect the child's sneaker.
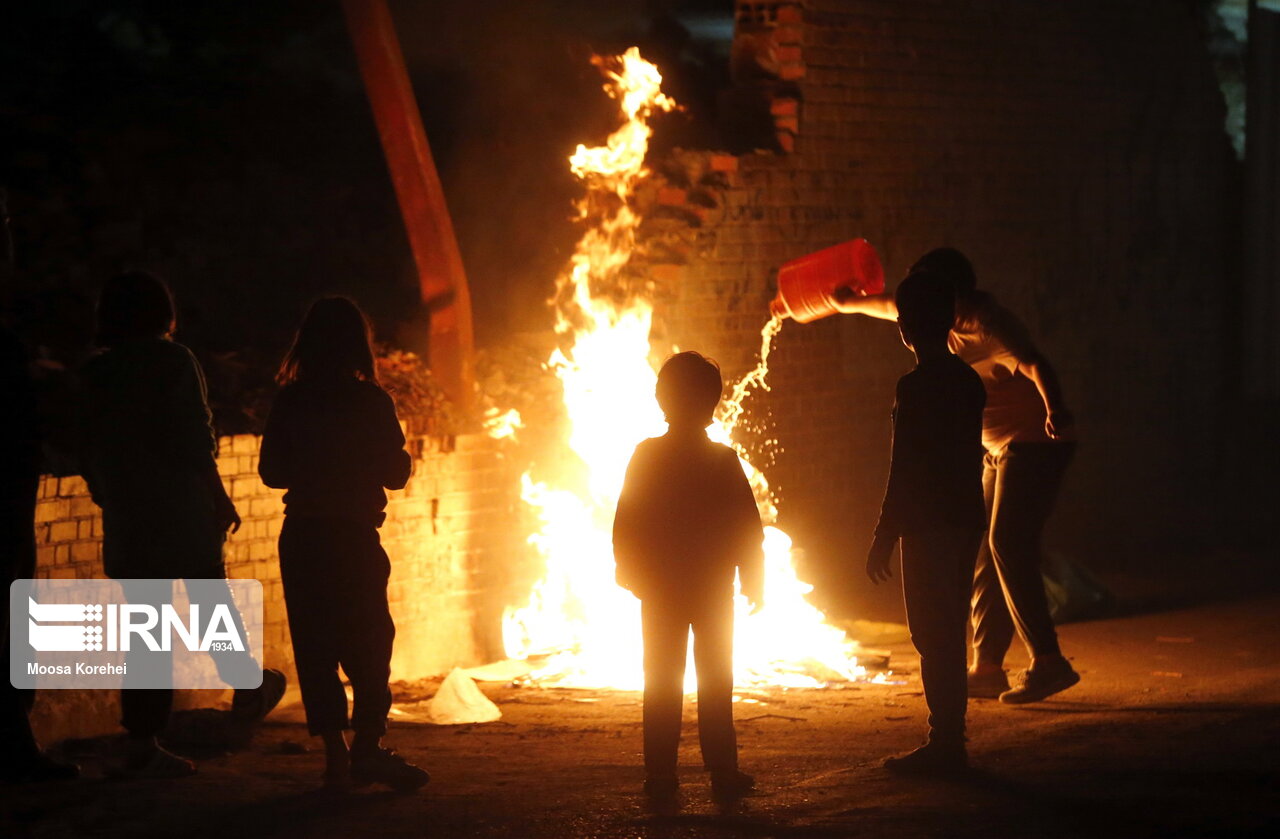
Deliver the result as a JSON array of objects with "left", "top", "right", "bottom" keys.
[
  {"left": 322, "top": 751, "right": 351, "bottom": 790},
  {"left": 643, "top": 774, "right": 678, "bottom": 796},
  {"left": 999, "top": 658, "right": 1080, "bottom": 704},
  {"left": 111, "top": 743, "right": 197, "bottom": 780},
  {"left": 230, "top": 668, "right": 288, "bottom": 722},
  {"left": 967, "top": 666, "right": 1010, "bottom": 699},
  {"left": 350, "top": 747, "right": 430, "bottom": 791},
  {"left": 710, "top": 768, "right": 756, "bottom": 800},
  {"left": 643, "top": 774, "right": 679, "bottom": 812},
  {"left": 882, "top": 741, "right": 967, "bottom": 777}
]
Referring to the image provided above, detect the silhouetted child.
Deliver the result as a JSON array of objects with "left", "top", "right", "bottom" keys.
[
  {"left": 866, "top": 270, "right": 986, "bottom": 775},
  {"left": 258, "top": 296, "right": 428, "bottom": 791},
  {"left": 825, "top": 247, "right": 1080, "bottom": 703},
  {"left": 2, "top": 322, "right": 78, "bottom": 783},
  {"left": 79, "top": 271, "right": 285, "bottom": 779},
  {"left": 613, "top": 351, "right": 764, "bottom": 804}
]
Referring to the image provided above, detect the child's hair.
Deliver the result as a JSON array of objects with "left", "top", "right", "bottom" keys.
[
  {"left": 910, "top": 247, "right": 977, "bottom": 297},
  {"left": 895, "top": 270, "right": 956, "bottom": 344},
  {"left": 95, "top": 271, "right": 176, "bottom": 347},
  {"left": 655, "top": 351, "right": 722, "bottom": 426},
  {"left": 277, "top": 296, "right": 379, "bottom": 386}
]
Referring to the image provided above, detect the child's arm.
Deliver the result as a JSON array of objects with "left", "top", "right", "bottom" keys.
[
  {"left": 611, "top": 446, "right": 649, "bottom": 596},
  {"left": 374, "top": 389, "right": 413, "bottom": 490},
  {"left": 834, "top": 290, "right": 898, "bottom": 320},
  {"left": 172, "top": 348, "right": 239, "bottom": 533},
  {"left": 1022, "top": 355, "right": 1073, "bottom": 440},
  {"left": 867, "top": 379, "right": 916, "bottom": 583},
  {"left": 257, "top": 393, "right": 292, "bottom": 490},
  {"left": 169, "top": 346, "right": 219, "bottom": 474},
  {"left": 772, "top": 290, "right": 898, "bottom": 321},
  {"left": 866, "top": 531, "right": 894, "bottom": 584},
  {"left": 724, "top": 451, "right": 765, "bottom": 610},
  {"left": 984, "top": 303, "right": 1074, "bottom": 439}
]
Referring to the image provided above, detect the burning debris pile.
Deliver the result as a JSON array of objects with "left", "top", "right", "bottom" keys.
[{"left": 490, "top": 49, "right": 877, "bottom": 691}]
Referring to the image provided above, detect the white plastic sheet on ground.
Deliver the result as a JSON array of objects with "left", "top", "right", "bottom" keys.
[{"left": 425, "top": 668, "right": 502, "bottom": 725}]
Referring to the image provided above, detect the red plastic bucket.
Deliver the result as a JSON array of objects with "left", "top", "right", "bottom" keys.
[{"left": 774, "top": 239, "right": 885, "bottom": 323}]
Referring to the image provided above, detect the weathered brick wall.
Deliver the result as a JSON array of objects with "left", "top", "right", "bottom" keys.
[
  {"left": 654, "top": 0, "right": 1231, "bottom": 607},
  {"left": 30, "top": 431, "right": 527, "bottom": 738}
]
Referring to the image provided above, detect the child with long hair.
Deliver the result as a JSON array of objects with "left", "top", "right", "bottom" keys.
[{"left": 259, "top": 296, "right": 428, "bottom": 790}]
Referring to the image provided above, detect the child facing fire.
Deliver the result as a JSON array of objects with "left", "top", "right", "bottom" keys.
[
  {"left": 866, "top": 270, "right": 987, "bottom": 775},
  {"left": 612, "top": 351, "right": 764, "bottom": 804},
  {"left": 258, "top": 296, "right": 428, "bottom": 791}
]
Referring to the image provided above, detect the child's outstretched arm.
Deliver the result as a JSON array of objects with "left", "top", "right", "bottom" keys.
[
  {"left": 835, "top": 290, "right": 897, "bottom": 320},
  {"left": 771, "top": 289, "right": 898, "bottom": 322}
]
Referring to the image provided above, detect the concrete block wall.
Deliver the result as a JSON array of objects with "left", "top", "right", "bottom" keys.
[
  {"left": 29, "top": 431, "right": 526, "bottom": 739},
  {"left": 653, "top": 0, "right": 1232, "bottom": 605}
]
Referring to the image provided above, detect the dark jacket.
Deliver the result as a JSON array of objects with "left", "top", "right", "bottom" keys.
[
  {"left": 78, "top": 337, "right": 223, "bottom": 577},
  {"left": 258, "top": 378, "right": 410, "bottom": 526},
  {"left": 874, "top": 354, "right": 987, "bottom": 540},
  {"left": 2, "top": 326, "right": 40, "bottom": 581},
  {"left": 613, "top": 431, "right": 764, "bottom": 604}
]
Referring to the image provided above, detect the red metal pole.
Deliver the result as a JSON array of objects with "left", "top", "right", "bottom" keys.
[{"left": 341, "top": 0, "right": 475, "bottom": 415}]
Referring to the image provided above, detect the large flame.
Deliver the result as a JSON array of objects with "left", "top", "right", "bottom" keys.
[{"left": 501, "top": 48, "right": 865, "bottom": 690}]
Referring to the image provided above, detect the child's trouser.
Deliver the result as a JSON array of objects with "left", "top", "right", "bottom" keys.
[
  {"left": 116, "top": 572, "right": 259, "bottom": 738},
  {"left": 971, "top": 441, "right": 1075, "bottom": 665},
  {"left": 279, "top": 516, "right": 395, "bottom": 737},
  {"left": 900, "top": 528, "right": 983, "bottom": 745},
  {"left": 641, "top": 594, "right": 737, "bottom": 778}
]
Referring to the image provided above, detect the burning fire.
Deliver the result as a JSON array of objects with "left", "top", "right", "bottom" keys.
[
  {"left": 482, "top": 407, "right": 523, "bottom": 440},
  {"left": 500, "top": 48, "right": 867, "bottom": 690}
]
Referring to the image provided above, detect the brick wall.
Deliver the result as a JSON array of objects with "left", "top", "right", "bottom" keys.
[
  {"left": 650, "top": 0, "right": 1232, "bottom": 609},
  {"left": 30, "top": 431, "right": 527, "bottom": 739},
  {"left": 23, "top": 1, "right": 1235, "bottom": 735}
]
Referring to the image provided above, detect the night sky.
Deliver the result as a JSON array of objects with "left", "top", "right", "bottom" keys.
[{"left": 1, "top": 1, "right": 735, "bottom": 431}]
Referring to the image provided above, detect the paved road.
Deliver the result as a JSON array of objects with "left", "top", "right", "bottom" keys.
[{"left": 6, "top": 573, "right": 1279, "bottom": 838}]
